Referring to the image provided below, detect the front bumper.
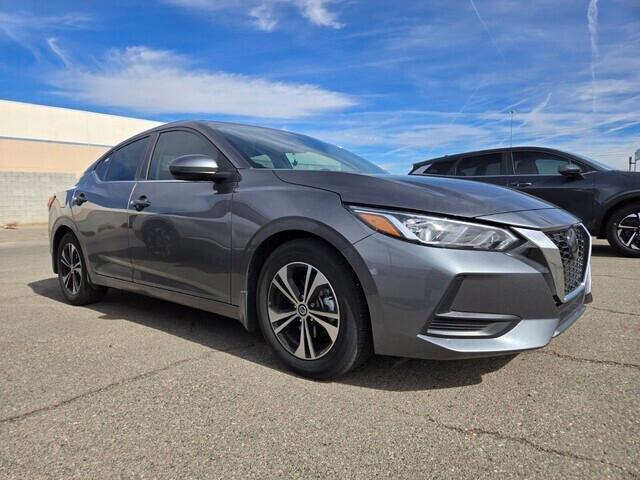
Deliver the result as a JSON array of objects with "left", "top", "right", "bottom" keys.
[{"left": 349, "top": 225, "right": 591, "bottom": 360}]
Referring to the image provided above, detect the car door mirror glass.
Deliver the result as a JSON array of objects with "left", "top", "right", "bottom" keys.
[{"left": 169, "top": 154, "right": 220, "bottom": 181}]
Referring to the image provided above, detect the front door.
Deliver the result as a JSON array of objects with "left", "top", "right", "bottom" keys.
[
  {"left": 128, "top": 129, "right": 233, "bottom": 303},
  {"left": 71, "top": 136, "right": 150, "bottom": 281},
  {"left": 505, "top": 150, "right": 595, "bottom": 223}
]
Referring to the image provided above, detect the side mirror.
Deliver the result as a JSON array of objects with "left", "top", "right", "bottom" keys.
[
  {"left": 558, "top": 163, "right": 583, "bottom": 179},
  {"left": 170, "top": 155, "right": 221, "bottom": 181}
]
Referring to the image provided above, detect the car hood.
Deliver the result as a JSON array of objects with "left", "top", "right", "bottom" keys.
[{"left": 274, "top": 171, "right": 555, "bottom": 218}]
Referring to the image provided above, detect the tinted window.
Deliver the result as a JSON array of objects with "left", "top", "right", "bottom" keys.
[
  {"left": 95, "top": 156, "right": 111, "bottom": 180},
  {"left": 513, "top": 151, "right": 569, "bottom": 175},
  {"left": 102, "top": 137, "right": 149, "bottom": 181},
  {"left": 149, "top": 130, "right": 218, "bottom": 180},
  {"left": 423, "top": 160, "right": 455, "bottom": 175},
  {"left": 457, "top": 153, "right": 502, "bottom": 176},
  {"left": 213, "top": 123, "right": 386, "bottom": 174}
]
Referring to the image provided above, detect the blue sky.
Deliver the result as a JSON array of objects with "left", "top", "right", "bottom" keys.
[{"left": 1, "top": 0, "right": 639, "bottom": 172}]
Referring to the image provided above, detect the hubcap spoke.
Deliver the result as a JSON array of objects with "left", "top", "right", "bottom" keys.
[
  {"left": 623, "top": 231, "right": 637, "bottom": 247},
  {"left": 303, "top": 319, "right": 317, "bottom": 359},
  {"left": 62, "top": 271, "right": 72, "bottom": 289},
  {"left": 306, "top": 269, "right": 330, "bottom": 303},
  {"left": 275, "top": 266, "right": 300, "bottom": 306},
  {"left": 309, "top": 313, "right": 339, "bottom": 343},
  {"left": 308, "top": 309, "right": 339, "bottom": 320},
  {"left": 301, "top": 264, "right": 313, "bottom": 303},
  {"left": 60, "top": 253, "right": 71, "bottom": 268},
  {"left": 273, "top": 315, "right": 298, "bottom": 335},
  {"left": 293, "top": 318, "right": 307, "bottom": 358},
  {"left": 268, "top": 307, "right": 297, "bottom": 323}
]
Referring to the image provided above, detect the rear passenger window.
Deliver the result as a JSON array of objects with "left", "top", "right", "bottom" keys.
[
  {"left": 424, "top": 160, "right": 456, "bottom": 175},
  {"left": 99, "top": 137, "right": 149, "bottom": 182},
  {"left": 457, "top": 154, "right": 502, "bottom": 176},
  {"left": 95, "top": 156, "right": 111, "bottom": 180}
]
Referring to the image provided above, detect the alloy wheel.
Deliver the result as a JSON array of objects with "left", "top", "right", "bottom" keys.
[
  {"left": 267, "top": 262, "right": 340, "bottom": 360},
  {"left": 616, "top": 212, "right": 640, "bottom": 250},
  {"left": 60, "top": 243, "right": 83, "bottom": 295}
]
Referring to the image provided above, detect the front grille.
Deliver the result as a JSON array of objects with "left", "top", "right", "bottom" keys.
[{"left": 546, "top": 226, "right": 588, "bottom": 296}]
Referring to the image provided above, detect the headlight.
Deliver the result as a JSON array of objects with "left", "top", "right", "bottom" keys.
[{"left": 349, "top": 206, "right": 519, "bottom": 251}]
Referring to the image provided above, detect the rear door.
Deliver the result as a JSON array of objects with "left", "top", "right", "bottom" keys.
[
  {"left": 128, "top": 128, "right": 233, "bottom": 303},
  {"left": 453, "top": 151, "right": 509, "bottom": 187},
  {"left": 504, "top": 149, "right": 595, "bottom": 222},
  {"left": 71, "top": 136, "right": 151, "bottom": 281}
]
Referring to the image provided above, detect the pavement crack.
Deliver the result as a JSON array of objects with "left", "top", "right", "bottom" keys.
[
  {"left": 534, "top": 349, "right": 640, "bottom": 370},
  {"left": 0, "top": 342, "right": 257, "bottom": 425},
  {"left": 394, "top": 406, "right": 638, "bottom": 476},
  {"left": 589, "top": 305, "right": 638, "bottom": 317}
]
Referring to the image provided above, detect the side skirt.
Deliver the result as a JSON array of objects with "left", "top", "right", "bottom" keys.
[{"left": 93, "top": 274, "right": 241, "bottom": 322}]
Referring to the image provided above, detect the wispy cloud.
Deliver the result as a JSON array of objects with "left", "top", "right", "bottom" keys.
[
  {"left": 46, "top": 37, "right": 71, "bottom": 68},
  {"left": 166, "top": 0, "right": 345, "bottom": 31},
  {"left": 0, "top": 11, "right": 92, "bottom": 60},
  {"left": 468, "top": 0, "right": 505, "bottom": 61},
  {"left": 587, "top": 0, "right": 599, "bottom": 111},
  {"left": 49, "top": 46, "right": 356, "bottom": 118},
  {"left": 249, "top": 3, "right": 279, "bottom": 32},
  {"left": 296, "top": 0, "right": 344, "bottom": 28}
]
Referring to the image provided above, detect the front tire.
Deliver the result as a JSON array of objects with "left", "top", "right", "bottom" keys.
[
  {"left": 57, "top": 232, "right": 107, "bottom": 305},
  {"left": 606, "top": 203, "right": 640, "bottom": 258},
  {"left": 256, "top": 239, "right": 372, "bottom": 379}
]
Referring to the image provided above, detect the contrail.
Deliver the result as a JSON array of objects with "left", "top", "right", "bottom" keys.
[
  {"left": 588, "top": 0, "right": 598, "bottom": 112},
  {"left": 469, "top": 0, "right": 506, "bottom": 62}
]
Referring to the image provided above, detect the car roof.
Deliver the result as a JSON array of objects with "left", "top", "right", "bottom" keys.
[{"left": 411, "top": 146, "right": 579, "bottom": 170}]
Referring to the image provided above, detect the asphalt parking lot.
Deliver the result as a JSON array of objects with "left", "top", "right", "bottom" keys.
[{"left": 0, "top": 226, "right": 638, "bottom": 479}]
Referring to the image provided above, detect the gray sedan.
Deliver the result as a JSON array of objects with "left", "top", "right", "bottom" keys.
[{"left": 48, "top": 121, "right": 592, "bottom": 378}]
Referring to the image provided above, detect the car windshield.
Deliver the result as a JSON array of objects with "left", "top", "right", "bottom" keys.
[
  {"left": 572, "top": 153, "right": 615, "bottom": 171},
  {"left": 212, "top": 123, "right": 386, "bottom": 174}
]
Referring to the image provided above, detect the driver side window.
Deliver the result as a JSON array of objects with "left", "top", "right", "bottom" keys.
[
  {"left": 148, "top": 130, "right": 218, "bottom": 180},
  {"left": 512, "top": 151, "right": 569, "bottom": 175}
]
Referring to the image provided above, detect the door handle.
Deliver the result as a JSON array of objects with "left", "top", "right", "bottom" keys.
[
  {"left": 73, "top": 192, "right": 87, "bottom": 206},
  {"left": 130, "top": 195, "right": 151, "bottom": 211},
  {"left": 509, "top": 182, "right": 533, "bottom": 188}
]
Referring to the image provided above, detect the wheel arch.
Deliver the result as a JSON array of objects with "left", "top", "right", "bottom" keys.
[
  {"left": 597, "top": 192, "right": 640, "bottom": 237},
  {"left": 239, "top": 218, "right": 375, "bottom": 333},
  {"left": 50, "top": 219, "right": 80, "bottom": 274}
]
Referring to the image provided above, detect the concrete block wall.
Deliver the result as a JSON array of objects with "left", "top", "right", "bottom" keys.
[{"left": 0, "top": 171, "right": 77, "bottom": 225}]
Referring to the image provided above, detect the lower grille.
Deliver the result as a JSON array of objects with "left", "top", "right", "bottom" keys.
[
  {"left": 546, "top": 226, "right": 588, "bottom": 296},
  {"left": 426, "top": 312, "right": 520, "bottom": 338}
]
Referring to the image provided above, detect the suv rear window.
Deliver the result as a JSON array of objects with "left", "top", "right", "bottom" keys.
[
  {"left": 422, "top": 160, "right": 455, "bottom": 175},
  {"left": 456, "top": 153, "right": 502, "bottom": 176}
]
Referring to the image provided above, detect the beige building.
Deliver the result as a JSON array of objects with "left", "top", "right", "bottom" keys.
[{"left": 0, "top": 100, "right": 162, "bottom": 225}]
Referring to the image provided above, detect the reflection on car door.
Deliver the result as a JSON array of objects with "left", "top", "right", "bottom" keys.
[
  {"left": 504, "top": 149, "right": 595, "bottom": 222},
  {"left": 128, "top": 129, "right": 233, "bottom": 303},
  {"left": 71, "top": 136, "right": 150, "bottom": 280}
]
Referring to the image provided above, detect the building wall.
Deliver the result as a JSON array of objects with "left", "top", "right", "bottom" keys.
[{"left": 0, "top": 99, "right": 162, "bottom": 225}]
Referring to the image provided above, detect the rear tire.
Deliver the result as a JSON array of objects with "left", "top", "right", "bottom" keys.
[
  {"left": 256, "top": 239, "right": 372, "bottom": 379},
  {"left": 57, "top": 232, "right": 108, "bottom": 305},
  {"left": 605, "top": 203, "right": 640, "bottom": 258}
]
